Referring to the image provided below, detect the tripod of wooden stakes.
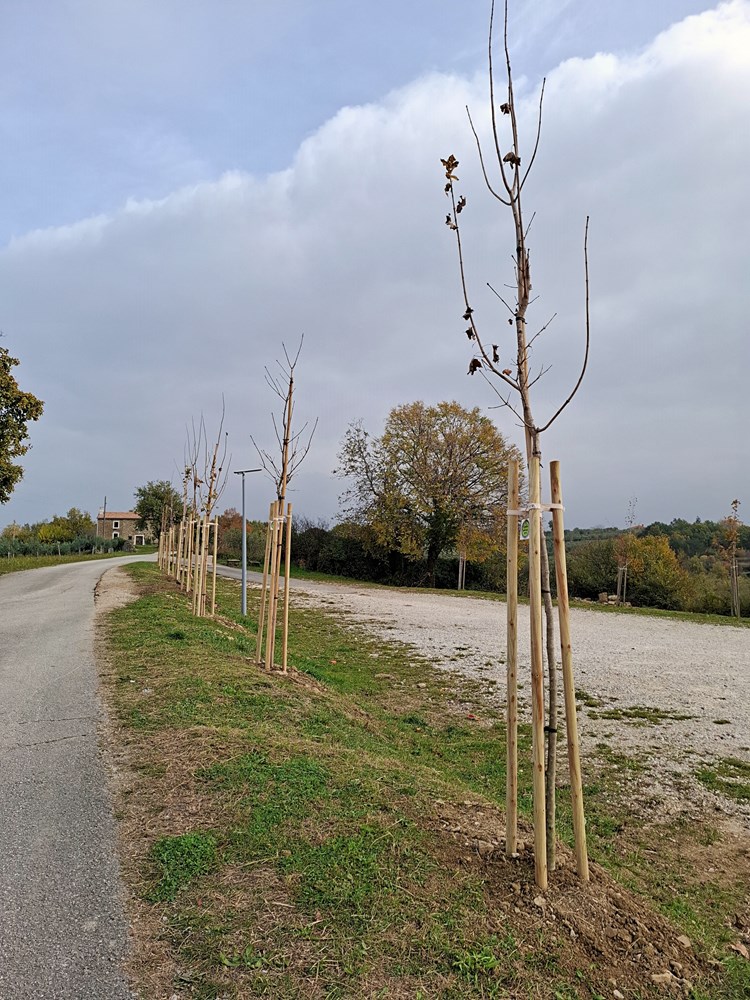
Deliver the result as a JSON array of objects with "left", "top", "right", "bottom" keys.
[{"left": 505, "top": 456, "right": 589, "bottom": 890}]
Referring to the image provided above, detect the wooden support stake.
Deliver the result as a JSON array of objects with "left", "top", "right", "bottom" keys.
[
  {"left": 550, "top": 460, "right": 589, "bottom": 881},
  {"left": 185, "top": 519, "right": 193, "bottom": 594},
  {"left": 267, "top": 503, "right": 286, "bottom": 670},
  {"left": 256, "top": 502, "right": 275, "bottom": 666},
  {"left": 264, "top": 505, "right": 282, "bottom": 670},
  {"left": 178, "top": 520, "right": 187, "bottom": 586},
  {"left": 190, "top": 518, "right": 197, "bottom": 595},
  {"left": 528, "top": 454, "right": 548, "bottom": 890},
  {"left": 192, "top": 519, "right": 203, "bottom": 615},
  {"left": 175, "top": 522, "right": 182, "bottom": 584},
  {"left": 211, "top": 518, "right": 219, "bottom": 615},
  {"left": 199, "top": 515, "right": 210, "bottom": 616},
  {"left": 195, "top": 520, "right": 202, "bottom": 613},
  {"left": 181, "top": 519, "right": 188, "bottom": 586},
  {"left": 281, "top": 503, "right": 293, "bottom": 673},
  {"left": 506, "top": 458, "right": 519, "bottom": 857}
]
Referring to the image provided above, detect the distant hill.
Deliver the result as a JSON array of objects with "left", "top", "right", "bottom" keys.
[{"left": 566, "top": 517, "right": 749, "bottom": 562}]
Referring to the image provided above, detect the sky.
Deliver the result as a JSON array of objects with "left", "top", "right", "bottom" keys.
[{"left": 1, "top": 0, "right": 748, "bottom": 532}]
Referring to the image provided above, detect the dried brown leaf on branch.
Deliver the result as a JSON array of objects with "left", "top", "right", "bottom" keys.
[{"left": 440, "top": 155, "right": 460, "bottom": 181}]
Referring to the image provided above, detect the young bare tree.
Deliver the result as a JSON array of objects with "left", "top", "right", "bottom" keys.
[
  {"left": 178, "top": 406, "right": 230, "bottom": 616},
  {"left": 442, "top": 0, "right": 590, "bottom": 871},
  {"left": 722, "top": 499, "right": 742, "bottom": 620},
  {"left": 252, "top": 339, "right": 317, "bottom": 511},
  {"left": 615, "top": 496, "right": 639, "bottom": 605},
  {"left": 252, "top": 338, "right": 317, "bottom": 670}
]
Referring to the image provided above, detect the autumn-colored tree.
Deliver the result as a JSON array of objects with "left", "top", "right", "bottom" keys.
[
  {"left": 134, "top": 480, "right": 182, "bottom": 539},
  {"left": 717, "top": 499, "right": 742, "bottom": 619},
  {"left": 217, "top": 508, "right": 266, "bottom": 564},
  {"left": 0, "top": 345, "right": 44, "bottom": 504},
  {"left": 218, "top": 506, "right": 242, "bottom": 533},
  {"left": 627, "top": 535, "right": 692, "bottom": 610},
  {"left": 62, "top": 507, "right": 96, "bottom": 537},
  {"left": 568, "top": 534, "right": 691, "bottom": 610},
  {"left": 338, "top": 400, "right": 522, "bottom": 585},
  {"left": 35, "top": 509, "right": 95, "bottom": 543},
  {"left": 37, "top": 519, "right": 74, "bottom": 543}
]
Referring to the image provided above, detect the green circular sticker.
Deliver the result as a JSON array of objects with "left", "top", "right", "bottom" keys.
[{"left": 519, "top": 517, "right": 530, "bottom": 541}]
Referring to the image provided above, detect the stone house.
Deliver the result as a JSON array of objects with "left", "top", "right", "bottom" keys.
[{"left": 96, "top": 510, "right": 149, "bottom": 545}]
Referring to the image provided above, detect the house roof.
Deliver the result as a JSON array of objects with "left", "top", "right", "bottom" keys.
[{"left": 97, "top": 511, "right": 139, "bottom": 520}]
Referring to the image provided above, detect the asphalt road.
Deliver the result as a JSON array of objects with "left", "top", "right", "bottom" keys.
[{"left": 0, "top": 556, "right": 150, "bottom": 1000}]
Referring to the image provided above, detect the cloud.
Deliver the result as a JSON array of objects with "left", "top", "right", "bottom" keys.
[{"left": 1, "top": 1, "right": 748, "bottom": 529}]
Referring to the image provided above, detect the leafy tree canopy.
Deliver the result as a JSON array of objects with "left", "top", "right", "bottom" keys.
[
  {"left": 337, "top": 400, "right": 522, "bottom": 582},
  {"left": 36, "top": 508, "right": 95, "bottom": 543},
  {"left": 0, "top": 346, "right": 44, "bottom": 504},
  {"left": 134, "top": 480, "right": 182, "bottom": 538},
  {"left": 567, "top": 534, "right": 693, "bottom": 610}
]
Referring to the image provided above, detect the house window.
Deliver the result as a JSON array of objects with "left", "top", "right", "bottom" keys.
[
  {"left": 112, "top": 531, "right": 119, "bottom": 539},
  {"left": 112, "top": 520, "right": 120, "bottom": 529}
]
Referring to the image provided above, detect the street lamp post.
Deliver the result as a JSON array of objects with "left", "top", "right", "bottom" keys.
[{"left": 233, "top": 469, "right": 262, "bottom": 616}]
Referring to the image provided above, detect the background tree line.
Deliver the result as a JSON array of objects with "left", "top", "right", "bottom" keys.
[
  {"left": 214, "top": 511, "right": 748, "bottom": 617},
  {"left": 565, "top": 516, "right": 749, "bottom": 615},
  {"left": 211, "top": 400, "right": 748, "bottom": 618},
  {"left": 0, "top": 507, "right": 126, "bottom": 556}
]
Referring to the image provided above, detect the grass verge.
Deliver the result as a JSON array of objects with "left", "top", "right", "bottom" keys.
[{"left": 99, "top": 564, "right": 750, "bottom": 998}]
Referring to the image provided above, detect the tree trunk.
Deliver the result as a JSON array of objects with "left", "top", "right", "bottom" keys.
[
  {"left": 529, "top": 433, "right": 558, "bottom": 872},
  {"left": 426, "top": 540, "right": 441, "bottom": 588}
]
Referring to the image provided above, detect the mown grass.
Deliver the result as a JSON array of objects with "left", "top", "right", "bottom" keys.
[
  {"left": 0, "top": 549, "right": 147, "bottom": 576},
  {"left": 102, "top": 564, "right": 749, "bottom": 999},
  {"left": 587, "top": 705, "right": 696, "bottom": 726}
]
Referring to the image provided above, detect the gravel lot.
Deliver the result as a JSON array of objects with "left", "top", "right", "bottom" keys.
[{"left": 284, "top": 578, "right": 750, "bottom": 825}]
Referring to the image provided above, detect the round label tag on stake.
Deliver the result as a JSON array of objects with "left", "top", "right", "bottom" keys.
[{"left": 519, "top": 518, "right": 530, "bottom": 542}]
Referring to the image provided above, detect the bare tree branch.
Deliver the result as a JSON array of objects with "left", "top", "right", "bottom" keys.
[
  {"left": 537, "top": 217, "right": 591, "bottom": 433},
  {"left": 466, "top": 106, "right": 511, "bottom": 206},
  {"left": 489, "top": 0, "right": 514, "bottom": 195},
  {"left": 527, "top": 312, "right": 557, "bottom": 349},
  {"left": 254, "top": 336, "right": 317, "bottom": 501},
  {"left": 486, "top": 282, "right": 515, "bottom": 315},
  {"left": 520, "top": 79, "right": 546, "bottom": 191}
]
